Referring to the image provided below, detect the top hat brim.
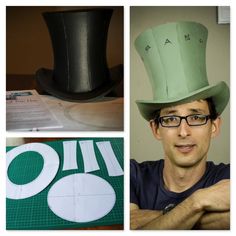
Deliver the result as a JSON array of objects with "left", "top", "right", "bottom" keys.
[
  {"left": 136, "top": 81, "right": 230, "bottom": 121},
  {"left": 36, "top": 64, "right": 123, "bottom": 102}
]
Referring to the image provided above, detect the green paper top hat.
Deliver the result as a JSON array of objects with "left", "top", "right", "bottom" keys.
[{"left": 135, "top": 21, "right": 229, "bottom": 121}]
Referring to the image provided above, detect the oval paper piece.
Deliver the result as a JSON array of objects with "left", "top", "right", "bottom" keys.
[{"left": 47, "top": 173, "right": 116, "bottom": 223}]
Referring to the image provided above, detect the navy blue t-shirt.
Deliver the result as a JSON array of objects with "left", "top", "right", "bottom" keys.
[{"left": 130, "top": 159, "right": 230, "bottom": 211}]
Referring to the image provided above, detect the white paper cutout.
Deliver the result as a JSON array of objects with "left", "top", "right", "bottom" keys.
[
  {"left": 47, "top": 173, "right": 116, "bottom": 223},
  {"left": 79, "top": 140, "right": 100, "bottom": 173},
  {"left": 6, "top": 143, "right": 59, "bottom": 199},
  {"left": 62, "top": 141, "right": 78, "bottom": 171},
  {"left": 96, "top": 141, "right": 123, "bottom": 176}
]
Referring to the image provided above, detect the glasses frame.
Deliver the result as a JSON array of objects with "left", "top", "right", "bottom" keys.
[{"left": 157, "top": 114, "right": 212, "bottom": 128}]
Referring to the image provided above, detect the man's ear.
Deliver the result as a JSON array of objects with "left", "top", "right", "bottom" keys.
[
  {"left": 211, "top": 117, "right": 221, "bottom": 138},
  {"left": 150, "top": 120, "right": 162, "bottom": 140}
]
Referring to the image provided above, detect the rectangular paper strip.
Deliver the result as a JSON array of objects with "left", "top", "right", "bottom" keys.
[
  {"left": 79, "top": 140, "right": 100, "bottom": 173},
  {"left": 96, "top": 141, "right": 123, "bottom": 176},
  {"left": 62, "top": 141, "right": 78, "bottom": 171}
]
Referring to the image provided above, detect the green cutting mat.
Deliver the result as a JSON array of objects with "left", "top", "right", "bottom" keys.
[{"left": 6, "top": 138, "right": 124, "bottom": 230}]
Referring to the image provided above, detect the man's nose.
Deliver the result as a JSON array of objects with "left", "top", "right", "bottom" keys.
[{"left": 178, "top": 119, "right": 191, "bottom": 138}]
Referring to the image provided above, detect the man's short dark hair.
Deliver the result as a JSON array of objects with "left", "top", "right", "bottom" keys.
[
  {"left": 152, "top": 98, "right": 218, "bottom": 126},
  {"left": 206, "top": 97, "right": 218, "bottom": 120}
]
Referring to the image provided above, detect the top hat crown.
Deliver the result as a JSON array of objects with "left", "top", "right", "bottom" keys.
[
  {"left": 36, "top": 8, "right": 123, "bottom": 101},
  {"left": 135, "top": 21, "right": 229, "bottom": 121}
]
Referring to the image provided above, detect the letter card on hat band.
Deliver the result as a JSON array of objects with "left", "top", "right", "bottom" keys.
[{"left": 6, "top": 138, "right": 123, "bottom": 230}]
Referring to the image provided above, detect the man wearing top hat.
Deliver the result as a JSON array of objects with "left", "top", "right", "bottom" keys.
[{"left": 130, "top": 22, "right": 230, "bottom": 230}]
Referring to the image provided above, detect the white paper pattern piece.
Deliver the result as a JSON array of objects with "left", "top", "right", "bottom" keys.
[
  {"left": 96, "top": 141, "right": 123, "bottom": 176},
  {"left": 79, "top": 140, "right": 100, "bottom": 173},
  {"left": 47, "top": 173, "right": 116, "bottom": 223},
  {"left": 40, "top": 96, "right": 123, "bottom": 131},
  {"left": 6, "top": 143, "right": 59, "bottom": 199},
  {"left": 6, "top": 90, "right": 62, "bottom": 131},
  {"left": 62, "top": 141, "right": 78, "bottom": 171}
]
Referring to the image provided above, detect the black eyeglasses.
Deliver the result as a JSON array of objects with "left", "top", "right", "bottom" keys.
[{"left": 157, "top": 114, "right": 212, "bottom": 128}]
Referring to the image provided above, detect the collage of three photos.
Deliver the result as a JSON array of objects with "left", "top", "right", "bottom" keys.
[{"left": 6, "top": 5, "right": 230, "bottom": 231}]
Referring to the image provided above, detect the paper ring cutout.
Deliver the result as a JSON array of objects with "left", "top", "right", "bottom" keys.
[
  {"left": 6, "top": 143, "right": 59, "bottom": 199},
  {"left": 47, "top": 173, "right": 116, "bottom": 223}
]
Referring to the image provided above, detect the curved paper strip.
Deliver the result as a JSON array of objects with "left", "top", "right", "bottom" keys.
[
  {"left": 6, "top": 143, "right": 60, "bottom": 199},
  {"left": 62, "top": 141, "right": 78, "bottom": 171}
]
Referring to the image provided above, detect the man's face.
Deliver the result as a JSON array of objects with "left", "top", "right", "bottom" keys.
[{"left": 150, "top": 100, "right": 221, "bottom": 168}]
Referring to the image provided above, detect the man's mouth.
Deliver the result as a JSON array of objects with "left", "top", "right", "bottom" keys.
[{"left": 175, "top": 144, "right": 196, "bottom": 153}]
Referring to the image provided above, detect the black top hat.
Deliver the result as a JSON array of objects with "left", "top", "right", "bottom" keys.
[{"left": 36, "top": 8, "right": 123, "bottom": 102}]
